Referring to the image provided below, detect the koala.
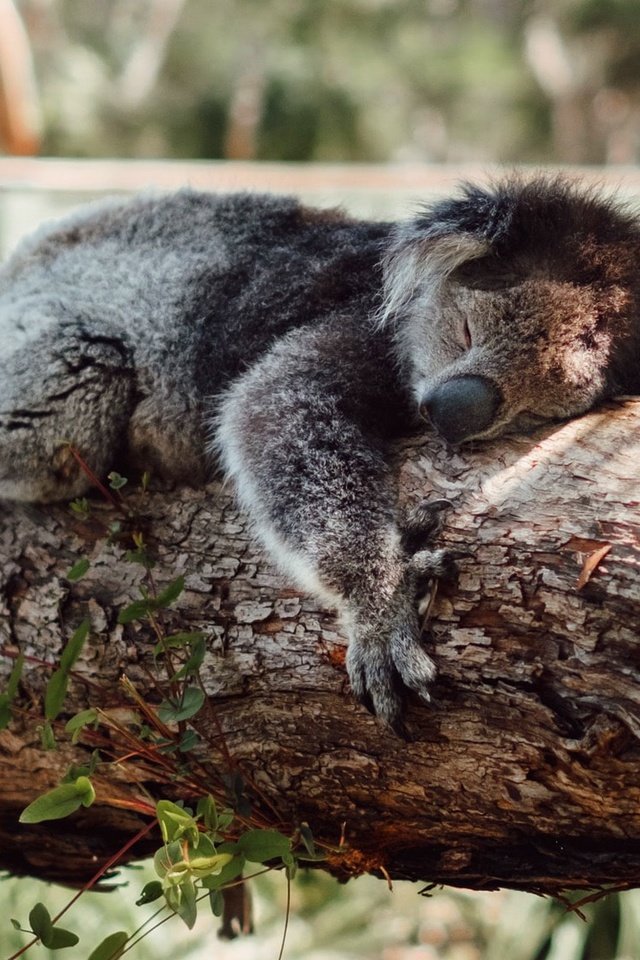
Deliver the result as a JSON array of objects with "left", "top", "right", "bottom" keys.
[{"left": 0, "top": 176, "right": 638, "bottom": 734}]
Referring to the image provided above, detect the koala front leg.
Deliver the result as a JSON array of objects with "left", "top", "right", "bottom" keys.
[{"left": 215, "top": 323, "right": 445, "bottom": 733}]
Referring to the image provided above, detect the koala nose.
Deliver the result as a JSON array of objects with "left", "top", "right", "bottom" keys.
[{"left": 420, "top": 375, "right": 502, "bottom": 443}]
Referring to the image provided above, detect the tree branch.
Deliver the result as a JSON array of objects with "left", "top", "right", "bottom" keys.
[{"left": 1, "top": 400, "right": 639, "bottom": 894}]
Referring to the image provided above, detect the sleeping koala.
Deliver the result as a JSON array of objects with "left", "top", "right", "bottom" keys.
[{"left": 1, "top": 176, "right": 638, "bottom": 733}]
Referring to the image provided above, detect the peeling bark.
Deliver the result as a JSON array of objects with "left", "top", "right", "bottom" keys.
[{"left": 1, "top": 400, "right": 639, "bottom": 895}]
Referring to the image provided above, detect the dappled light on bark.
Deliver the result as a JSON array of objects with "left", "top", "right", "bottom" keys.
[{"left": 0, "top": 400, "right": 639, "bottom": 895}]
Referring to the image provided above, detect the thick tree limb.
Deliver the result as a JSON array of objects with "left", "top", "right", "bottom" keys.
[{"left": 1, "top": 400, "right": 639, "bottom": 895}]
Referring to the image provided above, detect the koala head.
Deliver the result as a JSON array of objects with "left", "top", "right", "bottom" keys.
[{"left": 381, "top": 176, "right": 640, "bottom": 444}]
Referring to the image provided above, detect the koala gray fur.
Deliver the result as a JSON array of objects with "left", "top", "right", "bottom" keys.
[{"left": 1, "top": 176, "right": 638, "bottom": 734}]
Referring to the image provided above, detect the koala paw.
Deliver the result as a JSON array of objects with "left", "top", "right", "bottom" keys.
[
  {"left": 344, "top": 503, "right": 458, "bottom": 736},
  {"left": 346, "top": 614, "right": 437, "bottom": 738}
]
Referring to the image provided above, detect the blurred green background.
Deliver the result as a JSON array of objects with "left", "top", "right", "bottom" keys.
[
  {"left": 2, "top": 2, "right": 640, "bottom": 959},
  {"left": 5, "top": 868, "right": 640, "bottom": 960},
  {"left": 2, "top": 0, "right": 640, "bottom": 165}
]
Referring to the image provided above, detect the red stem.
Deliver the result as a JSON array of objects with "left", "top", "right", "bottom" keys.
[{"left": 6, "top": 818, "right": 158, "bottom": 960}]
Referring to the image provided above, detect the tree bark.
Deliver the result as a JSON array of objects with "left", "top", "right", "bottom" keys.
[{"left": 1, "top": 399, "right": 639, "bottom": 896}]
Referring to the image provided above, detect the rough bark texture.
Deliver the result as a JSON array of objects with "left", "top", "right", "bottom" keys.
[{"left": 1, "top": 399, "right": 639, "bottom": 896}]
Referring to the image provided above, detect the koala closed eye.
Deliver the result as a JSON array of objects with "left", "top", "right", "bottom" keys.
[{"left": 461, "top": 318, "right": 473, "bottom": 350}]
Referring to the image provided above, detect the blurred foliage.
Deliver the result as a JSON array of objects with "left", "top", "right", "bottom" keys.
[
  {"left": 4, "top": 865, "right": 640, "bottom": 960},
  {"left": 8, "top": 0, "right": 640, "bottom": 164}
]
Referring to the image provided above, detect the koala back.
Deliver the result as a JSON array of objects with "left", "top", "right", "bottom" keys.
[
  {"left": 0, "top": 190, "right": 391, "bottom": 392},
  {"left": 0, "top": 189, "right": 399, "bottom": 490}
]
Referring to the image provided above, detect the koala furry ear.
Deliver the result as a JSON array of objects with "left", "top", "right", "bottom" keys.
[
  {"left": 378, "top": 223, "right": 488, "bottom": 326},
  {"left": 448, "top": 254, "right": 521, "bottom": 291}
]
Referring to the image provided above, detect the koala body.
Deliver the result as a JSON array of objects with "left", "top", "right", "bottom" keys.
[{"left": 1, "top": 177, "right": 638, "bottom": 732}]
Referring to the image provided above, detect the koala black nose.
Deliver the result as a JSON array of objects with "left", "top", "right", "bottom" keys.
[{"left": 420, "top": 375, "right": 502, "bottom": 443}]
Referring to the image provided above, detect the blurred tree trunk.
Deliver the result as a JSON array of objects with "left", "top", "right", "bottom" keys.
[
  {"left": 524, "top": 11, "right": 640, "bottom": 165},
  {"left": 0, "top": 0, "right": 41, "bottom": 155},
  {"left": 1, "top": 400, "right": 639, "bottom": 895},
  {"left": 224, "top": 40, "right": 266, "bottom": 160},
  {"left": 114, "top": 0, "right": 188, "bottom": 109}
]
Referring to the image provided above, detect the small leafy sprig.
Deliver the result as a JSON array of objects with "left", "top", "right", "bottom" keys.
[
  {"left": 9, "top": 791, "right": 321, "bottom": 957},
  {"left": 11, "top": 904, "right": 78, "bottom": 950},
  {"left": 2, "top": 466, "right": 327, "bottom": 960}
]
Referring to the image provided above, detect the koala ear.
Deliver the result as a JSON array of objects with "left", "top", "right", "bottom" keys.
[
  {"left": 449, "top": 254, "right": 520, "bottom": 291},
  {"left": 379, "top": 225, "right": 488, "bottom": 326}
]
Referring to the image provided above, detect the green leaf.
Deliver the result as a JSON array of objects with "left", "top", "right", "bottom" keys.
[
  {"left": 6, "top": 653, "right": 24, "bottom": 700},
  {"left": 217, "top": 809, "right": 235, "bottom": 831},
  {"left": 0, "top": 653, "right": 24, "bottom": 729},
  {"left": 136, "top": 881, "right": 163, "bottom": 906},
  {"left": 59, "top": 619, "right": 90, "bottom": 672},
  {"left": 10, "top": 918, "right": 21, "bottom": 930},
  {"left": 44, "top": 621, "right": 90, "bottom": 720},
  {"left": 157, "top": 687, "right": 204, "bottom": 724},
  {"left": 76, "top": 776, "right": 95, "bottom": 806},
  {"left": 209, "top": 889, "right": 224, "bottom": 917},
  {"left": 155, "top": 631, "right": 205, "bottom": 655},
  {"left": 62, "top": 750, "right": 101, "bottom": 783},
  {"left": 20, "top": 776, "right": 95, "bottom": 824},
  {"left": 237, "top": 829, "right": 292, "bottom": 864},
  {"left": 153, "top": 841, "right": 183, "bottom": 879},
  {"left": 118, "top": 599, "right": 151, "bottom": 624},
  {"left": 27, "top": 905, "right": 79, "bottom": 948},
  {"left": 87, "top": 931, "right": 129, "bottom": 960},
  {"left": 178, "top": 729, "right": 200, "bottom": 752},
  {"left": 171, "top": 636, "right": 206, "bottom": 681},
  {"left": 201, "top": 854, "right": 245, "bottom": 891},
  {"left": 123, "top": 547, "right": 153, "bottom": 568},
  {"left": 155, "top": 576, "right": 185, "bottom": 609},
  {"left": 107, "top": 471, "right": 128, "bottom": 490},
  {"left": 156, "top": 800, "right": 198, "bottom": 845},
  {"left": 29, "top": 902, "right": 52, "bottom": 940},
  {"left": 0, "top": 696, "right": 12, "bottom": 731},
  {"left": 119, "top": 578, "right": 184, "bottom": 623},
  {"left": 44, "top": 668, "right": 69, "bottom": 721},
  {"left": 196, "top": 795, "right": 218, "bottom": 831},
  {"left": 40, "top": 720, "right": 57, "bottom": 751},
  {"left": 299, "top": 822, "right": 317, "bottom": 858},
  {"left": 41, "top": 926, "right": 80, "bottom": 949},
  {"left": 69, "top": 497, "right": 90, "bottom": 517},
  {"left": 189, "top": 832, "right": 215, "bottom": 857},
  {"left": 189, "top": 852, "right": 233, "bottom": 879},
  {"left": 65, "top": 708, "right": 99, "bottom": 743},
  {"left": 66, "top": 558, "right": 90, "bottom": 581},
  {"left": 168, "top": 878, "right": 197, "bottom": 930}
]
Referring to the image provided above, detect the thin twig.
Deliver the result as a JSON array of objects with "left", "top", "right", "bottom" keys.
[
  {"left": 276, "top": 869, "right": 292, "bottom": 960},
  {"left": 6, "top": 819, "right": 157, "bottom": 960}
]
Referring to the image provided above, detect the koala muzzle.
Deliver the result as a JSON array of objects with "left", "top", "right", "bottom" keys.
[{"left": 420, "top": 375, "right": 502, "bottom": 443}]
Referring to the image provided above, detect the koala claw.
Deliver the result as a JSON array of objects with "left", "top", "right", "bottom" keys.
[
  {"left": 346, "top": 616, "right": 436, "bottom": 736},
  {"left": 401, "top": 498, "right": 454, "bottom": 553},
  {"left": 409, "top": 547, "right": 456, "bottom": 620},
  {"left": 390, "top": 630, "right": 437, "bottom": 701},
  {"left": 346, "top": 636, "right": 407, "bottom": 734}
]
